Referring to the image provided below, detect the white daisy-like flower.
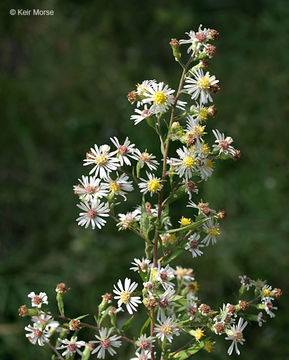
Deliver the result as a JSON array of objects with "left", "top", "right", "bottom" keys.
[
  {"left": 90, "top": 328, "right": 122, "bottom": 359},
  {"left": 131, "top": 350, "right": 152, "bottom": 360},
  {"left": 25, "top": 323, "right": 49, "bottom": 346},
  {"left": 138, "top": 172, "right": 163, "bottom": 196},
  {"left": 263, "top": 300, "right": 277, "bottom": 318},
  {"left": 168, "top": 146, "right": 197, "bottom": 180},
  {"left": 142, "top": 81, "right": 175, "bottom": 114},
  {"left": 31, "top": 313, "right": 60, "bottom": 334},
  {"left": 28, "top": 292, "right": 48, "bottom": 308},
  {"left": 135, "top": 334, "right": 155, "bottom": 353},
  {"left": 136, "top": 80, "right": 156, "bottom": 98},
  {"left": 239, "top": 275, "right": 253, "bottom": 291},
  {"left": 134, "top": 149, "right": 159, "bottom": 171},
  {"left": 110, "top": 136, "right": 137, "bottom": 166},
  {"left": 190, "top": 103, "right": 211, "bottom": 122},
  {"left": 73, "top": 176, "right": 108, "bottom": 202},
  {"left": 197, "top": 158, "right": 214, "bottom": 181},
  {"left": 225, "top": 317, "right": 248, "bottom": 356},
  {"left": 57, "top": 337, "right": 86, "bottom": 357},
  {"left": 186, "top": 115, "right": 206, "bottom": 141},
  {"left": 76, "top": 199, "right": 109, "bottom": 230},
  {"left": 212, "top": 129, "right": 236, "bottom": 156},
  {"left": 83, "top": 144, "right": 119, "bottom": 178},
  {"left": 179, "top": 25, "right": 211, "bottom": 53},
  {"left": 117, "top": 210, "right": 141, "bottom": 230},
  {"left": 202, "top": 218, "right": 220, "bottom": 246},
  {"left": 130, "top": 257, "right": 151, "bottom": 272},
  {"left": 104, "top": 173, "right": 134, "bottom": 200},
  {"left": 113, "top": 278, "right": 141, "bottom": 314},
  {"left": 130, "top": 106, "right": 152, "bottom": 125},
  {"left": 152, "top": 263, "right": 175, "bottom": 290},
  {"left": 157, "top": 287, "right": 176, "bottom": 321},
  {"left": 175, "top": 266, "right": 194, "bottom": 282},
  {"left": 185, "top": 233, "right": 205, "bottom": 257},
  {"left": 184, "top": 68, "right": 219, "bottom": 104},
  {"left": 155, "top": 316, "right": 180, "bottom": 343}
]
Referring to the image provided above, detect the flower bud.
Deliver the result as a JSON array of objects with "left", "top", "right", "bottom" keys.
[
  {"left": 169, "top": 38, "right": 181, "bottom": 61},
  {"left": 208, "top": 105, "right": 217, "bottom": 117},
  {"left": 218, "top": 209, "right": 227, "bottom": 219},
  {"left": 209, "top": 29, "right": 219, "bottom": 40},
  {"left": 18, "top": 305, "right": 28, "bottom": 317},
  {"left": 56, "top": 282, "right": 67, "bottom": 294},
  {"left": 232, "top": 149, "right": 241, "bottom": 160},
  {"left": 205, "top": 44, "right": 216, "bottom": 58},
  {"left": 144, "top": 297, "right": 157, "bottom": 309},
  {"left": 127, "top": 90, "right": 137, "bottom": 104},
  {"left": 199, "top": 59, "right": 209, "bottom": 69},
  {"left": 238, "top": 300, "right": 249, "bottom": 311},
  {"left": 272, "top": 288, "right": 282, "bottom": 298},
  {"left": 69, "top": 319, "right": 81, "bottom": 331}
]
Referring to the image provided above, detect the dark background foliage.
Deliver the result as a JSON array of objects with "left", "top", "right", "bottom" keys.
[{"left": 1, "top": 0, "right": 288, "bottom": 359}]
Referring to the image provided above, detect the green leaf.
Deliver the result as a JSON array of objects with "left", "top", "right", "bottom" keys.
[
  {"left": 140, "top": 196, "right": 150, "bottom": 240},
  {"left": 171, "top": 341, "right": 204, "bottom": 359},
  {"left": 122, "top": 315, "right": 135, "bottom": 332},
  {"left": 75, "top": 314, "right": 89, "bottom": 321},
  {"left": 159, "top": 218, "right": 207, "bottom": 234},
  {"left": 99, "top": 306, "right": 112, "bottom": 326},
  {"left": 140, "top": 317, "right": 151, "bottom": 335}
]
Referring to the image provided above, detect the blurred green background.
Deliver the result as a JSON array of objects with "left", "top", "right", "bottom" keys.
[{"left": 1, "top": 0, "right": 288, "bottom": 359}]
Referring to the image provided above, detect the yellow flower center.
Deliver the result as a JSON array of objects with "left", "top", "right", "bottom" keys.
[
  {"left": 262, "top": 289, "right": 271, "bottom": 297},
  {"left": 175, "top": 268, "right": 186, "bottom": 278},
  {"left": 153, "top": 91, "right": 167, "bottom": 105},
  {"left": 180, "top": 216, "right": 191, "bottom": 226},
  {"left": 197, "top": 75, "right": 211, "bottom": 90},
  {"left": 198, "top": 108, "right": 209, "bottom": 121},
  {"left": 208, "top": 226, "right": 220, "bottom": 237},
  {"left": 182, "top": 156, "right": 195, "bottom": 168},
  {"left": 192, "top": 328, "right": 204, "bottom": 340},
  {"left": 193, "top": 125, "right": 205, "bottom": 137},
  {"left": 207, "top": 159, "right": 214, "bottom": 168},
  {"left": 202, "top": 143, "right": 210, "bottom": 155},
  {"left": 161, "top": 323, "right": 173, "bottom": 335},
  {"left": 191, "top": 281, "right": 199, "bottom": 293},
  {"left": 147, "top": 179, "right": 161, "bottom": 192},
  {"left": 120, "top": 291, "right": 131, "bottom": 304},
  {"left": 109, "top": 181, "right": 121, "bottom": 192},
  {"left": 95, "top": 154, "right": 108, "bottom": 166}
]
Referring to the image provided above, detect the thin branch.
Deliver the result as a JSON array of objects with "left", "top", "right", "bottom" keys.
[{"left": 47, "top": 341, "right": 65, "bottom": 360}]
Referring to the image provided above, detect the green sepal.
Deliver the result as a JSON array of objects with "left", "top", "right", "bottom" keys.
[{"left": 56, "top": 292, "right": 65, "bottom": 316}]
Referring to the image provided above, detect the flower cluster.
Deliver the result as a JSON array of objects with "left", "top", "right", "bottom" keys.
[{"left": 19, "top": 25, "right": 281, "bottom": 360}]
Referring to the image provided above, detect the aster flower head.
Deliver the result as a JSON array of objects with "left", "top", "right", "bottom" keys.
[
  {"left": 184, "top": 68, "right": 219, "bottom": 104},
  {"left": 138, "top": 172, "right": 163, "bottom": 196},
  {"left": 155, "top": 316, "right": 180, "bottom": 343},
  {"left": 131, "top": 350, "right": 152, "bottom": 360},
  {"left": 175, "top": 266, "right": 194, "bottom": 282},
  {"left": 157, "top": 287, "right": 176, "bottom": 321},
  {"left": 110, "top": 136, "right": 137, "bottom": 166},
  {"left": 225, "top": 317, "right": 248, "bottom": 356},
  {"left": 57, "top": 337, "right": 86, "bottom": 357},
  {"left": 104, "top": 173, "right": 134, "bottom": 200},
  {"left": 168, "top": 146, "right": 197, "bottom": 181},
  {"left": 239, "top": 275, "right": 254, "bottom": 291},
  {"left": 113, "top": 278, "right": 141, "bottom": 314},
  {"left": 76, "top": 199, "right": 109, "bottom": 229},
  {"left": 179, "top": 25, "right": 211, "bottom": 54},
  {"left": 134, "top": 149, "right": 159, "bottom": 171},
  {"left": 212, "top": 129, "right": 236, "bottom": 156},
  {"left": 117, "top": 210, "right": 141, "bottom": 230},
  {"left": 25, "top": 323, "right": 49, "bottom": 346},
  {"left": 151, "top": 263, "right": 175, "bottom": 290},
  {"left": 83, "top": 144, "right": 119, "bottom": 178},
  {"left": 136, "top": 334, "right": 155, "bottom": 353},
  {"left": 185, "top": 233, "right": 205, "bottom": 257},
  {"left": 130, "top": 257, "right": 151, "bottom": 272},
  {"left": 130, "top": 106, "right": 153, "bottom": 125},
  {"left": 202, "top": 218, "right": 220, "bottom": 246},
  {"left": 73, "top": 176, "right": 108, "bottom": 202},
  {"left": 28, "top": 292, "right": 48, "bottom": 308},
  {"left": 142, "top": 81, "right": 175, "bottom": 114},
  {"left": 90, "top": 328, "right": 122, "bottom": 359}
]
